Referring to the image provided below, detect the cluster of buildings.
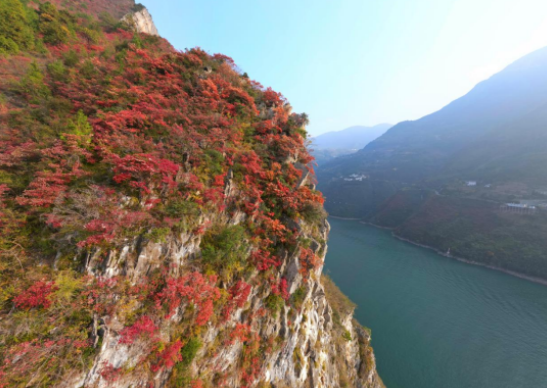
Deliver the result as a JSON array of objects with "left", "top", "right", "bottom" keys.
[
  {"left": 500, "top": 203, "right": 537, "bottom": 214},
  {"left": 343, "top": 174, "right": 369, "bottom": 182},
  {"left": 460, "top": 180, "right": 547, "bottom": 214},
  {"left": 465, "top": 181, "right": 492, "bottom": 188}
]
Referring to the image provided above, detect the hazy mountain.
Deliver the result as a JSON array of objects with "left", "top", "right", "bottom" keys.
[
  {"left": 442, "top": 102, "right": 547, "bottom": 184},
  {"left": 312, "top": 124, "right": 392, "bottom": 150},
  {"left": 310, "top": 123, "right": 391, "bottom": 165},
  {"left": 319, "top": 45, "right": 547, "bottom": 192}
]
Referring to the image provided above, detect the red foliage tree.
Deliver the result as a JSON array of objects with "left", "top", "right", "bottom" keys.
[
  {"left": 14, "top": 280, "right": 58, "bottom": 310},
  {"left": 0, "top": 3, "right": 326, "bottom": 385},
  {"left": 299, "top": 248, "right": 322, "bottom": 279},
  {"left": 270, "top": 278, "right": 290, "bottom": 301},
  {"left": 100, "top": 362, "right": 121, "bottom": 383},
  {"left": 228, "top": 323, "right": 251, "bottom": 345},
  {"left": 155, "top": 272, "right": 221, "bottom": 324},
  {"left": 222, "top": 280, "right": 252, "bottom": 319},
  {"left": 119, "top": 315, "right": 158, "bottom": 345},
  {"left": 151, "top": 340, "right": 183, "bottom": 372},
  {"left": 190, "top": 379, "right": 204, "bottom": 388},
  {"left": 251, "top": 249, "right": 281, "bottom": 271}
]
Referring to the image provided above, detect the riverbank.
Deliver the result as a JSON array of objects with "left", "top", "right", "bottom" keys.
[
  {"left": 340, "top": 218, "right": 547, "bottom": 287},
  {"left": 391, "top": 233, "right": 547, "bottom": 287},
  {"left": 328, "top": 215, "right": 362, "bottom": 221}
]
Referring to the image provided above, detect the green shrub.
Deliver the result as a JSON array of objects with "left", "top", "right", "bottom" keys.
[
  {"left": 63, "top": 49, "right": 80, "bottom": 67},
  {"left": 0, "top": 0, "right": 35, "bottom": 51},
  {"left": 0, "top": 282, "right": 15, "bottom": 311},
  {"left": 293, "top": 347, "right": 304, "bottom": 374},
  {"left": 291, "top": 286, "right": 306, "bottom": 310},
  {"left": 147, "top": 227, "right": 171, "bottom": 243},
  {"left": 203, "top": 149, "right": 224, "bottom": 176},
  {"left": 55, "top": 270, "right": 82, "bottom": 303},
  {"left": 301, "top": 202, "right": 327, "bottom": 224},
  {"left": 200, "top": 225, "right": 249, "bottom": 280},
  {"left": 265, "top": 294, "right": 284, "bottom": 317},
  {"left": 164, "top": 200, "right": 200, "bottom": 232},
  {"left": 99, "top": 12, "right": 124, "bottom": 32},
  {"left": 166, "top": 200, "right": 200, "bottom": 218},
  {"left": 133, "top": 3, "right": 146, "bottom": 12},
  {"left": 342, "top": 330, "right": 352, "bottom": 342},
  {"left": 132, "top": 32, "right": 143, "bottom": 49},
  {"left": 180, "top": 337, "right": 202, "bottom": 366},
  {"left": 38, "top": 2, "right": 70, "bottom": 45},
  {"left": 20, "top": 61, "right": 51, "bottom": 100},
  {"left": 81, "top": 27, "right": 101, "bottom": 44},
  {"left": 0, "top": 36, "right": 20, "bottom": 55},
  {"left": 47, "top": 60, "right": 67, "bottom": 82},
  {"left": 67, "top": 110, "right": 93, "bottom": 137},
  {"left": 34, "top": 38, "right": 49, "bottom": 54},
  {"left": 80, "top": 59, "right": 98, "bottom": 79}
]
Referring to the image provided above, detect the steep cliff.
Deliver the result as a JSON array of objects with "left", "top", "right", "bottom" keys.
[
  {"left": 0, "top": 1, "right": 382, "bottom": 387},
  {"left": 71, "top": 214, "right": 383, "bottom": 388}
]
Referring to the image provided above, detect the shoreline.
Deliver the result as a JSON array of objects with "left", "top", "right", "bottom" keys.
[
  {"left": 391, "top": 233, "right": 547, "bottom": 287},
  {"left": 330, "top": 217, "right": 547, "bottom": 287},
  {"left": 328, "top": 215, "right": 362, "bottom": 221},
  {"left": 360, "top": 220, "right": 392, "bottom": 230}
]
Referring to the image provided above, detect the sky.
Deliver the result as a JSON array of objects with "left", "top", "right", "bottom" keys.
[{"left": 140, "top": 0, "right": 547, "bottom": 136}]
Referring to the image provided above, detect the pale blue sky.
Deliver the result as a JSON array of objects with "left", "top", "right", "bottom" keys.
[{"left": 141, "top": 0, "right": 547, "bottom": 136}]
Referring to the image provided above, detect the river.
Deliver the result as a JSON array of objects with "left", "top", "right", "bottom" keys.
[{"left": 324, "top": 218, "right": 547, "bottom": 388}]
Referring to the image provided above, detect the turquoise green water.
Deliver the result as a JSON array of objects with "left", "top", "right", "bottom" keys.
[{"left": 324, "top": 218, "right": 547, "bottom": 388}]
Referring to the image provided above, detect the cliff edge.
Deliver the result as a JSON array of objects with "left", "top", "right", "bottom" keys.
[
  {"left": 122, "top": 6, "right": 160, "bottom": 36},
  {"left": 0, "top": 1, "right": 382, "bottom": 387}
]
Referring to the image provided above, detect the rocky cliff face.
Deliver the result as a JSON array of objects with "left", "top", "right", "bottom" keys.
[
  {"left": 69, "top": 214, "right": 383, "bottom": 388},
  {"left": 0, "top": 2, "right": 383, "bottom": 387},
  {"left": 123, "top": 7, "right": 160, "bottom": 36}
]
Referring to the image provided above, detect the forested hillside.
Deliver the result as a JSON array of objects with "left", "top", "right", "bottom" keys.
[{"left": 0, "top": 1, "right": 383, "bottom": 387}]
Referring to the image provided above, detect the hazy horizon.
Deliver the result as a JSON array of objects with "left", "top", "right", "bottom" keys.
[{"left": 141, "top": 0, "right": 547, "bottom": 136}]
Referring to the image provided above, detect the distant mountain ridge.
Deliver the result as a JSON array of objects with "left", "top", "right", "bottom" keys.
[
  {"left": 312, "top": 123, "right": 392, "bottom": 150},
  {"left": 319, "top": 45, "right": 547, "bottom": 190},
  {"left": 310, "top": 123, "right": 391, "bottom": 165}
]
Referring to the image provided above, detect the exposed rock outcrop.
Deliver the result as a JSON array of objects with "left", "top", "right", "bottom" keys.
[
  {"left": 75, "top": 215, "right": 383, "bottom": 388},
  {"left": 123, "top": 7, "right": 159, "bottom": 36}
]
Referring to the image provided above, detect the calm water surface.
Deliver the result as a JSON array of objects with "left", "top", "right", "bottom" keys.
[{"left": 324, "top": 218, "right": 547, "bottom": 388}]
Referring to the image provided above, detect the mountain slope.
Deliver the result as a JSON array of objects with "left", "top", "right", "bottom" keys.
[
  {"left": 0, "top": 1, "right": 383, "bottom": 387},
  {"left": 442, "top": 102, "right": 547, "bottom": 184},
  {"left": 319, "top": 46, "right": 547, "bottom": 185}
]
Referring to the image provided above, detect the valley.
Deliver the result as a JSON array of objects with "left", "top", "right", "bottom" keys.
[{"left": 318, "top": 46, "right": 547, "bottom": 281}]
